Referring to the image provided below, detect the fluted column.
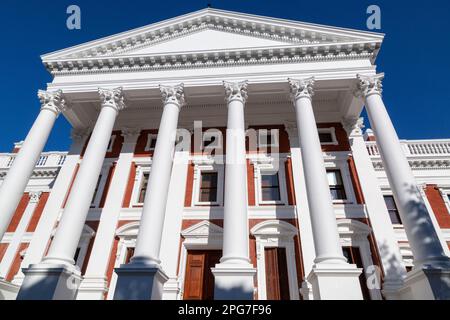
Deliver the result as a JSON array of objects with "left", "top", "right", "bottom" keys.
[
  {"left": 131, "top": 84, "right": 185, "bottom": 266},
  {"left": 0, "top": 90, "right": 65, "bottom": 241},
  {"left": 356, "top": 75, "right": 450, "bottom": 276},
  {"left": 43, "top": 88, "right": 125, "bottom": 266},
  {"left": 113, "top": 84, "right": 185, "bottom": 300},
  {"left": 212, "top": 81, "right": 256, "bottom": 300},
  {"left": 288, "top": 78, "right": 363, "bottom": 300}
]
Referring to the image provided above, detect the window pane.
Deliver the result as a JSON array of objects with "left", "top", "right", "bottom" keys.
[
  {"left": 330, "top": 188, "right": 346, "bottom": 200},
  {"left": 261, "top": 173, "right": 279, "bottom": 187},
  {"left": 201, "top": 172, "right": 218, "bottom": 188},
  {"left": 139, "top": 173, "right": 149, "bottom": 203},
  {"left": 383, "top": 196, "right": 397, "bottom": 210},
  {"left": 383, "top": 196, "right": 402, "bottom": 224},
  {"left": 327, "top": 170, "right": 343, "bottom": 186},
  {"left": 319, "top": 132, "right": 333, "bottom": 143},
  {"left": 200, "top": 188, "right": 217, "bottom": 202},
  {"left": 262, "top": 187, "right": 281, "bottom": 201}
]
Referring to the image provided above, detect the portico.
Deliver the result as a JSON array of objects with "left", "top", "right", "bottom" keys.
[{"left": 1, "top": 8, "right": 449, "bottom": 300}]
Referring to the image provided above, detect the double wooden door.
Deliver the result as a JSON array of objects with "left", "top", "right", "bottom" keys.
[
  {"left": 183, "top": 250, "right": 221, "bottom": 300},
  {"left": 264, "top": 247, "right": 290, "bottom": 300}
]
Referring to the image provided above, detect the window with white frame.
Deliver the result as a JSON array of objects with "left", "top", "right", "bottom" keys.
[
  {"left": 131, "top": 166, "right": 151, "bottom": 206},
  {"left": 192, "top": 159, "right": 224, "bottom": 206},
  {"left": 107, "top": 135, "right": 116, "bottom": 152},
  {"left": 144, "top": 134, "right": 157, "bottom": 151},
  {"left": 260, "top": 172, "right": 281, "bottom": 202},
  {"left": 90, "top": 174, "right": 103, "bottom": 207},
  {"left": 327, "top": 169, "right": 347, "bottom": 201},
  {"left": 318, "top": 128, "right": 338, "bottom": 145},
  {"left": 199, "top": 171, "right": 218, "bottom": 203},
  {"left": 258, "top": 129, "right": 279, "bottom": 149},
  {"left": 440, "top": 188, "right": 450, "bottom": 214},
  {"left": 253, "top": 157, "right": 288, "bottom": 205},
  {"left": 383, "top": 195, "right": 402, "bottom": 225},
  {"left": 138, "top": 172, "right": 150, "bottom": 204}
]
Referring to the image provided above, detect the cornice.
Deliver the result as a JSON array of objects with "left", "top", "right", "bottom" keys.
[
  {"left": 372, "top": 159, "right": 450, "bottom": 171},
  {"left": 44, "top": 44, "right": 376, "bottom": 76}
]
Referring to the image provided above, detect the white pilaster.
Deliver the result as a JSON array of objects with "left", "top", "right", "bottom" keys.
[
  {"left": 17, "top": 87, "right": 125, "bottom": 300},
  {"left": 76, "top": 128, "right": 140, "bottom": 300},
  {"left": 284, "top": 122, "right": 316, "bottom": 300},
  {"left": 160, "top": 150, "right": 190, "bottom": 299},
  {"left": 0, "top": 90, "right": 65, "bottom": 241},
  {"left": 0, "top": 192, "right": 41, "bottom": 279},
  {"left": 356, "top": 74, "right": 450, "bottom": 300},
  {"left": 113, "top": 84, "right": 185, "bottom": 300},
  {"left": 212, "top": 81, "right": 256, "bottom": 300},
  {"left": 288, "top": 77, "right": 363, "bottom": 300},
  {"left": 343, "top": 116, "right": 407, "bottom": 299}
]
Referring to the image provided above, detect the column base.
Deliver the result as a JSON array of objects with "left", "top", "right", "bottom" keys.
[
  {"left": 398, "top": 267, "right": 450, "bottom": 300},
  {"left": 76, "top": 276, "right": 108, "bottom": 300},
  {"left": 299, "top": 280, "right": 314, "bottom": 300},
  {"left": 113, "top": 263, "right": 169, "bottom": 300},
  {"left": 0, "top": 278, "right": 19, "bottom": 300},
  {"left": 381, "top": 278, "right": 404, "bottom": 300},
  {"left": 162, "top": 277, "right": 181, "bottom": 300},
  {"left": 306, "top": 263, "right": 363, "bottom": 300},
  {"left": 17, "top": 263, "right": 82, "bottom": 300},
  {"left": 211, "top": 263, "right": 256, "bottom": 300}
]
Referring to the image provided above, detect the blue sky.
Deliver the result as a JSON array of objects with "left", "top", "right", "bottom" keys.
[{"left": 0, "top": 0, "right": 449, "bottom": 152}]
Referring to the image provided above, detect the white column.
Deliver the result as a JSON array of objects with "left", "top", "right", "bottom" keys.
[
  {"left": 17, "top": 88, "right": 125, "bottom": 300},
  {"left": 0, "top": 192, "right": 41, "bottom": 278},
  {"left": 288, "top": 78, "right": 363, "bottom": 300},
  {"left": 356, "top": 74, "right": 450, "bottom": 299},
  {"left": 212, "top": 81, "right": 256, "bottom": 300},
  {"left": 76, "top": 128, "right": 140, "bottom": 300},
  {"left": 343, "top": 116, "right": 407, "bottom": 299},
  {"left": 13, "top": 129, "right": 88, "bottom": 285},
  {"left": 0, "top": 90, "right": 65, "bottom": 241},
  {"left": 131, "top": 84, "right": 185, "bottom": 266},
  {"left": 43, "top": 87, "right": 125, "bottom": 266},
  {"left": 113, "top": 84, "right": 185, "bottom": 300}
]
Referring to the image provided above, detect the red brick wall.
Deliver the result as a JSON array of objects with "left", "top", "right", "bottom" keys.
[
  {"left": 6, "top": 193, "right": 29, "bottom": 232},
  {"left": 347, "top": 156, "right": 365, "bottom": 204},
  {"left": 26, "top": 192, "right": 50, "bottom": 232},
  {"left": 122, "top": 162, "right": 136, "bottom": 208},
  {"left": 6, "top": 243, "right": 29, "bottom": 281},
  {"left": 425, "top": 184, "right": 450, "bottom": 228}
]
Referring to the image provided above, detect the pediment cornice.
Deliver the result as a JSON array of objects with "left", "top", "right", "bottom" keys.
[{"left": 41, "top": 8, "right": 383, "bottom": 76}]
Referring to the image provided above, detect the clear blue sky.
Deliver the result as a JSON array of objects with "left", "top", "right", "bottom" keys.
[{"left": 0, "top": 0, "right": 449, "bottom": 152}]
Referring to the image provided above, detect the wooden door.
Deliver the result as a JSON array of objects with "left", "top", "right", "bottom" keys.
[
  {"left": 342, "top": 246, "right": 371, "bottom": 300},
  {"left": 264, "top": 247, "right": 290, "bottom": 300},
  {"left": 183, "top": 250, "right": 221, "bottom": 300}
]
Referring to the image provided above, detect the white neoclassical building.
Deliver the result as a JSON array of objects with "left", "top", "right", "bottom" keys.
[{"left": 0, "top": 8, "right": 450, "bottom": 300}]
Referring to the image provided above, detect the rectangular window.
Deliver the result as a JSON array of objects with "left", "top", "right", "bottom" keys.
[
  {"left": 138, "top": 173, "right": 150, "bottom": 203},
  {"left": 145, "top": 134, "right": 157, "bottom": 151},
  {"left": 199, "top": 172, "right": 218, "bottom": 203},
  {"left": 91, "top": 175, "right": 102, "bottom": 206},
  {"left": 327, "top": 170, "right": 347, "bottom": 200},
  {"left": 319, "top": 132, "right": 334, "bottom": 143},
  {"left": 384, "top": 195, "right": 402, "bottom": 224},
  {"left": 261, "top": 172, "right": 281, "bottom": 201}
]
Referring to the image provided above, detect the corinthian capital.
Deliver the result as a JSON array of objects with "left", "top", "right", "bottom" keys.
[
  {"left": 159, "top": 83, "right": 186, "bottom": 108},
  {"left": 288, "top": 77, "right": 315, "bottom": 101},
  {"left": 98, "top": 87, "right": 126, "bottom": 112},
  {"left": 38, "top": 90, "right": 66, "bottom": 115},
  {"left": 223, "top": 80, "right": 248, "bottom": 104},
  {"left": 354, "top": 73, "right": 384, "bottom": 98},
  {"left": 343, "top": 117, "right": 365, "bottom": 136}
]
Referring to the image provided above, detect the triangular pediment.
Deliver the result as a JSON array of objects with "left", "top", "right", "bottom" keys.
[{"left": 42, "top": 8, "right": 384, "bottom": 74}]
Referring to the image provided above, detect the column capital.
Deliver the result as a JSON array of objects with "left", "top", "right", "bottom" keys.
[
  {"left": 121, "top": 127, "right": 141, "bottom": 143},
  {"left": 288, "top": 77, "right": 315, "bottom": 102},
  {"left": 38, "top": 90, "right": 66, "bottom": 115},
  {"left": 70, "top": 128, "right": 90, "bottom": 142},
  {"left": 28, "top": 191, "right": 42, "bottom": 204},
  {"left": 354, "top": 73, "right": 384, "bottom": 98},
  {"left": 223, "top": 80, "right": 248, "bottom": 104},
  {"left": 342, "top": 117, "right": 365, "bottom": 136},
  {"left": 98, "top": 87, "right": 126, "bottom": 113},
  {"left": 159, "top": 83, "right": 186, "bottom": 108}
]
